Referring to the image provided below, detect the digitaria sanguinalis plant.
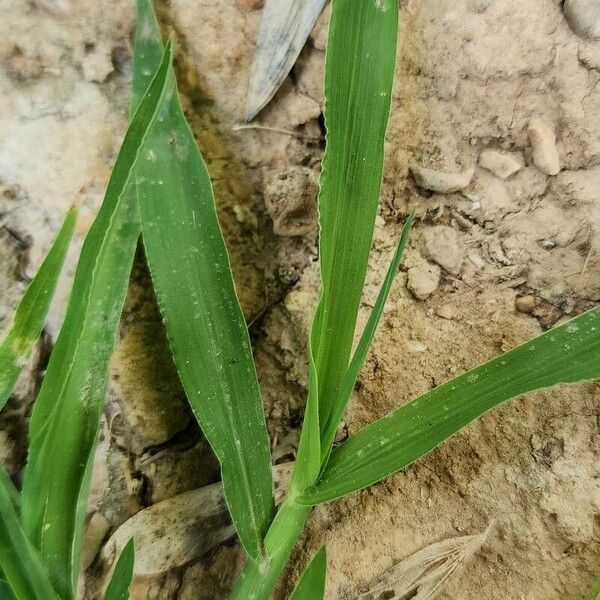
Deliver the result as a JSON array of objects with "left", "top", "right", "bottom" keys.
[{"left": 0, "top": 0, "right": 599, "bottom": 598}]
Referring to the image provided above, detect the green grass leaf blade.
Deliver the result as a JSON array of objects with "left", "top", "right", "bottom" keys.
[
  {"left": 21, "top": 41, "right": 174, "bottom": 599},
  {"left": 289, "top": 546, "right": 327, "bottom": 600},
  {"left": 0, "top": 474, "right": 59, "bottom": 600},
  {"left": 131, "top": 0, "right": 164, "bottom": 116},
  {"left": 312, "top": 0, "right": 399, "bottom": 442},
  {"left": 320, "top": 213, "right": 414, "bottom": 460},
  {"left": 136, "top": 25, "right": 274, "bottom": 561},
  {"left": 104, "top": 539, "right": 134, "bottom": 600},
  {"left": 0, "top": 207, "right": 77, "bottom": 412},
  {"left": 300, "top": 307, "right": 600, "bottom": 504}
]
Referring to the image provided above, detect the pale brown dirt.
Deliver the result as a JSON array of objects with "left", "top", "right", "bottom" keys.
[{"left": 0, "top": 0, "right": 599, "bottom": 599}]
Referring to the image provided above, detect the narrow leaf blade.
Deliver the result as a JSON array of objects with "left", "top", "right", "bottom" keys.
[
  {"left": 136, "top": 7, "right": 274, "bottom": 560},
  {"left": 0, "top": 207, "right": 77, "bottom": 412},
  {"left": 0, "top": 474, "right": 59, "bottom": 600},
  {"left": 21, "top": 42, "right": 174, "bottom": 598},
  {"left": 312, "top": 0, "right": 398, "bottom": 445},
  {"left": 0, "top": 467, "right": 18, "bottom": 514},
  {"left": 290, "top": 546, "right": 327, "bottom": 600},
  {"left": 320, "top": 213, "right": 414, "bottom": 459},
  {"left": 292, "top": 346, "right": 320, "bottom": 490},
  {"left": 131, "top": 0, "right": 164, "bottom": 115},
  {"left": 104, "top": 539, "right": 134, "bottom": 600},
  {"left": 300, "top": 307, "right": 600, "bottom": 504}
]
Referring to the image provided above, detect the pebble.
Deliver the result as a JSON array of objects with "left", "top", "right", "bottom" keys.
[
  {"left": 515, "top": 294, "right": 537, "bottom": 314},
  {"left": 527, "top": 118, "right": 560, "bottom": 176},
  {"left": 422, "top": 225, "right": 464, "bottom": 275},
  {"left": 407, "top": 340, "right": 428, "bottom": 353},
  {"left": 407, "top": 261, "right": 441, "bottom": 300},
  {"left": 479, "top": 150, "right": 523, "bottom": 179},
  {"left": 563, "top": 0, "right": 600, "bottom": 39},
  {"left": 436, "top": 303, "right": 456, "bottom": 320},
  {"left": 410, "top": 165, "right": 475, "bottom": 194}
]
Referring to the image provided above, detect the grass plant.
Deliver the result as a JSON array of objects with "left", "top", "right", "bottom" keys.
[{"left": 0, "top": 0, "right": 598, "bottom": 599}]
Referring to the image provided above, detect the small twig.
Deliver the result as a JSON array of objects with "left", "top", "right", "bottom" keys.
[{"left": 232, "top": 123, "right": 322, "bottom": 141}]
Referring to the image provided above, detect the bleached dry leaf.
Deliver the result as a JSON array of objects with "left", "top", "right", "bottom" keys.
[
  {"left": 360, "top": 525, "right": 492, "bottom": 600},
  {"left": 100, "top": 463, "right": 293, "bottom": 577},
  {"left": 244, "top": 0, "right": 327, "bottom": 121}
]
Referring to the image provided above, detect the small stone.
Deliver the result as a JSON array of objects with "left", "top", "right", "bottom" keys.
[
  {"left": 436, "top": 303, "right": 456, "bottom": 320},
  {"left": 479, "top": 150, "right": 523, "bottom": 179},
  {"left": 563, "top": 0, "right": 600, "bottom": 39},
  {"left": 422, "top": 226, "right": 464, "bottom": 275},
  {"left": 527, "top": 118, "right": 560, "bottom": 176},
  {"left": 263, "top": 166, "right": 318, "bottom": 237},
  {"left": 407, "top": 340, "right": 428, "bottom": 353},
  {"left": 81, "top": 512, "right": 111, "bottom": 570},
  {"left": 410, "top": 165, "right": 474, "bottom": 194},
  {"left": 515, "top": 294, "right": 537, "bottom": 314},
  {"left": 407, "top": 261, "right": 441, "bottom": 300}
]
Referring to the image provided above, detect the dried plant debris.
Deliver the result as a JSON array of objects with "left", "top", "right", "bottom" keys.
[
  {"left": 99, "top": 463, "right": 293, "bottom": 577},
  {"left": 360, "top": 526, "right": 492, "bottom": 600},
  {"left": 245, "top": 0, "right": 327, "bottom": 121}
]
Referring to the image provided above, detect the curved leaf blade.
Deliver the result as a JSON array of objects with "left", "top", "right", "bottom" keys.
[
  {"left": 300, "top": 307, "right": 600, "bottom": 504},
  {"left": 312, "top": 0, "right": 399, "bottom": 448},
  {"left": 0, "top": 207, "right": 77, "bottom": 412},
  {"left": 104, "top": 539, "right": 134, "bottom": 600},
  {"left": 136, "top": 7, "right": 274, "bottom": 559},
  {"left": 21, "top": 41, "right": 174, "bottom": 599},
  {"left": 290, "top": 546, "right": 327, "bottom": 600}
]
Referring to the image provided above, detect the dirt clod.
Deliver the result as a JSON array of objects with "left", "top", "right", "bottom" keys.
[
  {"left": 263, "top": 166, "right": 318, "bottom": 237},
  {"left": 422, "top": 226, "right": 464, "bottom": 275}
]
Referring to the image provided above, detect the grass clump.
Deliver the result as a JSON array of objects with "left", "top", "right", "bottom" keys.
[{"left": 0, "top": 0, "right": 598, "bottom": 599}]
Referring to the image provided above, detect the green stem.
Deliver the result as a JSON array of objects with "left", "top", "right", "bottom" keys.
[{"left": 230, "top": 495, "right": 311, "bottom": 600}]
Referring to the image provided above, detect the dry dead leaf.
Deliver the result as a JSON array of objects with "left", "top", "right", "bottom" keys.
[
  {"left": 245, "top": 0, "right": 327, "bottom": 121},
  {"left": 360, "top": 525, "right": 492, "bottom": 600}
]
